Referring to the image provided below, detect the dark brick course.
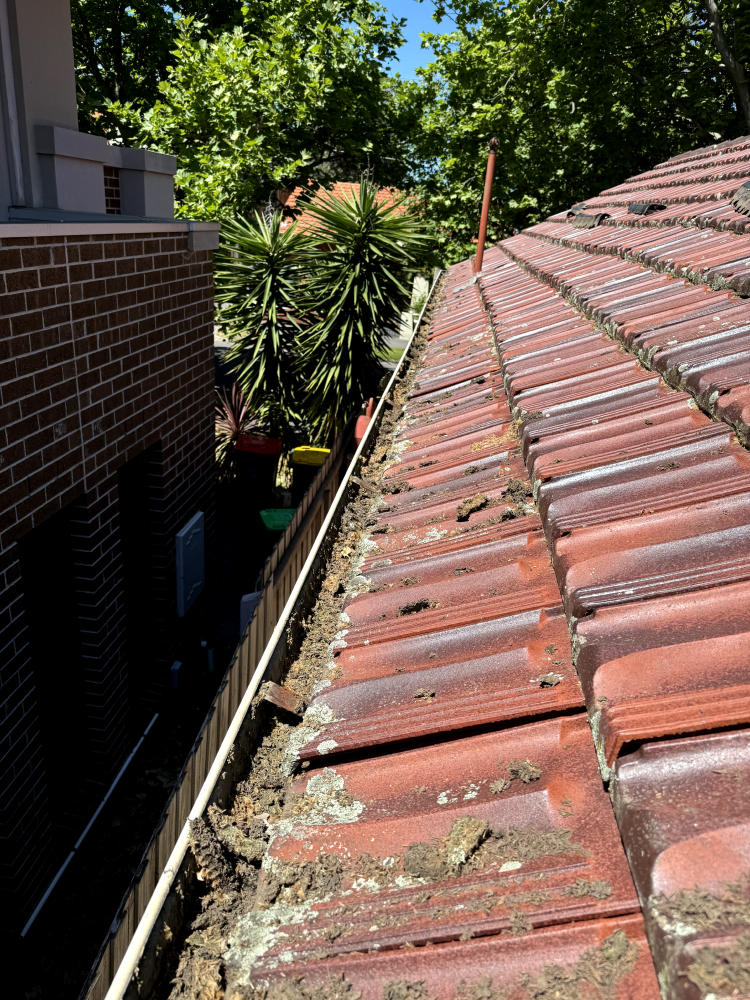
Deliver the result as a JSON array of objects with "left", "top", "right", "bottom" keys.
[{"left": 0, "top": 228, "right": 215, "bottom": 932}]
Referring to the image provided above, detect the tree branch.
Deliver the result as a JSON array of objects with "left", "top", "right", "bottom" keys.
[
  {"left": 703, "top": 0, "right": 750, "bottom": 128},
  {"left": 610, "top": 55, "right": 717, "bottom": 137},
  {"left": 113, "top": 2, "right": 127, "bottom": 101},
  {"left": 74, "top": 16, "right": 111, "bottom": 99}
]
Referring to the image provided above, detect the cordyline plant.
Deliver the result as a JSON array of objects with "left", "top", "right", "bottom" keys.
[
  {"left": 214, "top": 212, "right": 312, "bottom": 443},
  {"left": 298, "top": 178, "right": 427, "bottom": 438},
  {"left": 215, "top": 383, "right": 255, "bottom": 480}
]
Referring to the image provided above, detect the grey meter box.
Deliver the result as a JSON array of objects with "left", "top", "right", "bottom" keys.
[{"left": 176, "top": 511, "right": 204, "bottom": 616}]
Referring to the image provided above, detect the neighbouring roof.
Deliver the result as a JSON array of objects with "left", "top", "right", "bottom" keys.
[
  {"left": 279, "top": 181, "right": 405, "bottom": 232},
  {"left": 201, "top": 137, "right": 750, "bottom": 999}
]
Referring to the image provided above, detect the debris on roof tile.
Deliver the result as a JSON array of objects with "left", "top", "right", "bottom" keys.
[
  {"left": 461, "top": 132, "right": 750, "bottom": 996},
  {"left": 226, "top": 716, "right": 640, "bottom": 986},
  {"left": 242, "top": 914, "right": 658, "bottom": 999}
]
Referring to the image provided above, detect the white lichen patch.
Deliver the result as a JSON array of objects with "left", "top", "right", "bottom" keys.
[
  {"left": 462, "top": 783, "right": 480, "bottom": 800},
  {"left": 267, "top": 768, "right": 366, "bottom": 847},
  {"left": 650, "top": 914, "right": 697, "bottom": 937},
  {"left": 351, "top": 877, "right": 382, "bottom": 892},
  {"left": 329, "top": 630, "right": 348, "bottom": 653},
  {"left": 499, "top": 861, "right": 523, "bottom": 872},
  {"left": 394, "top": 873, "right": 427, "bottom": 888},
  {"left": 281, "top": 704, "right": 339, "bottom": 775},
  {"left": 310, "top": 676, "right": 332, "bottom": 697},
  {"left": 587, "top": 710, "right": 612, "bottom": 783},
  {"left": 317, "top": 739, "right": 339, "bottom": 755},
  {"left": 391, "top": 439, "right": 414, "bottom": 456},
  {"left": 437, "top": 789, "right": 459, "bottom": 805},
  {"left": 225, "top": 899, "right": 318, "bottom": 981},
  {"left": 347, "top": 574, "right": 370, "bottom": 597},
  {"left": 418, "top": 527, "right": 448, "bottom": 544},
  {"left": 282, "top": 728, "right": 320, "bottom": 775},
  {"left": 295, "top": 768, "right": 364, "bottom": 826}
]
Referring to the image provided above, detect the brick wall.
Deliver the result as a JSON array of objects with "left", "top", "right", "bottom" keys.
[
  {"left": 0, "top": 227, "right": 215, "bottom": 929},
  {"left": 104, "top": 166, "right": 121, "bottom": 215}
]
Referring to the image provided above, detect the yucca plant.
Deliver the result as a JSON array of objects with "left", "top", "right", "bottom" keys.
[
  {"left": 298, "top": 178, "right": 427, "bottom": 439},
  {"left": 215, "top": 212, "right": 313, "bottom": 439}
]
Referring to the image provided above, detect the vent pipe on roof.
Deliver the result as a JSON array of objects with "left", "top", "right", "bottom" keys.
[{"left": 474, "top": 137, "right": 498, "bottom": 274}]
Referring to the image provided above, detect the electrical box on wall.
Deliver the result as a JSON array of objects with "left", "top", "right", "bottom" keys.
[{"left": 176, "top": 512, "right": 204, "bottom": 616}]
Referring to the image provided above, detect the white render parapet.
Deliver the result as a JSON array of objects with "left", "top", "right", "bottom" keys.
[{"left": 0, "top": 0, "right": 180, "bottom": 223}]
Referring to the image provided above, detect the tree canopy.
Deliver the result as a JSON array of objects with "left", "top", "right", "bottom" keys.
[
  {"left": 104, "top": 0, "right": 416, "bottom": 220},
  {"left": 72, "top": 0, "right": 245, "bottom": 136},
  {"left": 72, "top": 0, "right": 750, "bottom": 261},
  {"left": 407, "top": 0, "right": 750, "bottom": 263}
]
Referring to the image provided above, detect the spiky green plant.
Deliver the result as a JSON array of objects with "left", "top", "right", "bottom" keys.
[
  {"left": 298, "top": 179, "right": 426, "bottom": 439},
  {"left": 215, "top": 212, "right": 313, "bottom": 439},
  {"left": 214, "top": 383, "right": 254, "bottom": 481}
]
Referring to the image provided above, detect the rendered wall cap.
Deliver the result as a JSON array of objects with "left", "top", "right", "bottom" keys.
[
  {"left": 188, "top": 221, "right": 220, "bottom": 251},
  {"left": 107, "top": 145, "right": 178, "bottom": 176},
  {"left": 35, "top": 125, "right": 108, "bottom": 161}
]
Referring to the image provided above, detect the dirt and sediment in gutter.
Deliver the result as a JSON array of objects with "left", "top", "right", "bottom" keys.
[{"left": 164, "top": 291, "right": 442, "bottom": 998}]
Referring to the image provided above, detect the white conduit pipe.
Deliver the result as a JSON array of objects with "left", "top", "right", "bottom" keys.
[
  {"left": 103, "top": 273, "right": 442, "bottom": 1000},
  {"left": 22, "top": 713, "right": 159, "bottom": 938}
]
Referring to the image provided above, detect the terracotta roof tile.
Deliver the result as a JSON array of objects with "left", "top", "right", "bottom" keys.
[
  {"left": 450, "top": 136, "right": 750, "bottom": 992},
  {"left": 279, "top": 182, "right": 405, "bottom": 232}
]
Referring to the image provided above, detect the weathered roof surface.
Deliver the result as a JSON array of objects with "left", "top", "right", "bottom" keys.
[
  {"left": 462, "top": 135, "right": 750, "bottom": 999},
  {"left": 612, "top": 730, "right": 750, "bottom": 999},
  {"left": 223, "top": 265, "right": 660, "bottom": 998},
  {"left": 230, "top": 716, "right": 641, "bottom": 984},
  {"left": 220, "top": 138, "right": 750, "bottom": 1000}
]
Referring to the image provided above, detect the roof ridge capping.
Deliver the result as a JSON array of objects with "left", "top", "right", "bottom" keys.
[{"left": 654, "top": 133, "right": 750, "bottom": 169}]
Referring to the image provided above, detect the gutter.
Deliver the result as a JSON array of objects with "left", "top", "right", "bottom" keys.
[{"left": 101, "top": 271, "right": 443, "bottom": 1000}]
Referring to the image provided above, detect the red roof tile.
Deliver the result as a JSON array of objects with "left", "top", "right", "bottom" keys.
[
  {"left": 227, "top": 716, "right": 642, "bottom": 981},
  {"left": 280, "top": 182, "right": 405, "bottom": 232},
  {"left": 452, "top": 133, "right": 750, "bottom": 996},
  {"left": 612, "top": 730, "right": 750, "bottom": 998},
  {"left": 246, "top": 914, "right": 660, "bottom": 1000}
]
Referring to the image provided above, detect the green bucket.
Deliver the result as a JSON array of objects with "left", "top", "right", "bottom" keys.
[{"left": 260, "top": 508, "right": 297, "bottom": 531}]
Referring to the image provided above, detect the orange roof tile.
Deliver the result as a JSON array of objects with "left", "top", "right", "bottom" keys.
[{"left": 279, "top": 181, "right": 405, "bottom": 232}]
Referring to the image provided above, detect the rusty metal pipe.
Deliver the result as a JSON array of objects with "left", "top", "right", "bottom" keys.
[{"left": 474, "top": 137, "right": 499, "bottom": 274}]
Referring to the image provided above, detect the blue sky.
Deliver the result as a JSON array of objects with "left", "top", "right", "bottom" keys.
[{"left": 380, "top": 0, "right": 457, "bottom": 78}]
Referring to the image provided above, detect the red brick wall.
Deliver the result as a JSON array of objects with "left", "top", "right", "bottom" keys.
[{"left": 0, "top": 228, "right": 215, "bottom": 928}]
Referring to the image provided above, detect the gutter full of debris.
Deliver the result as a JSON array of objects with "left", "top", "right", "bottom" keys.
[{"left": 103, "top": 272, "right": 442, "bottom": 1000}]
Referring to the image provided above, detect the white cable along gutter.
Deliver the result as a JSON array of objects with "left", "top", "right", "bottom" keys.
[
  {"left": 103, "top": 273, "right": 442, "bottom": 1000},
  {"left": 22, "top": 713, "right": 159, "bottom": 938}
]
